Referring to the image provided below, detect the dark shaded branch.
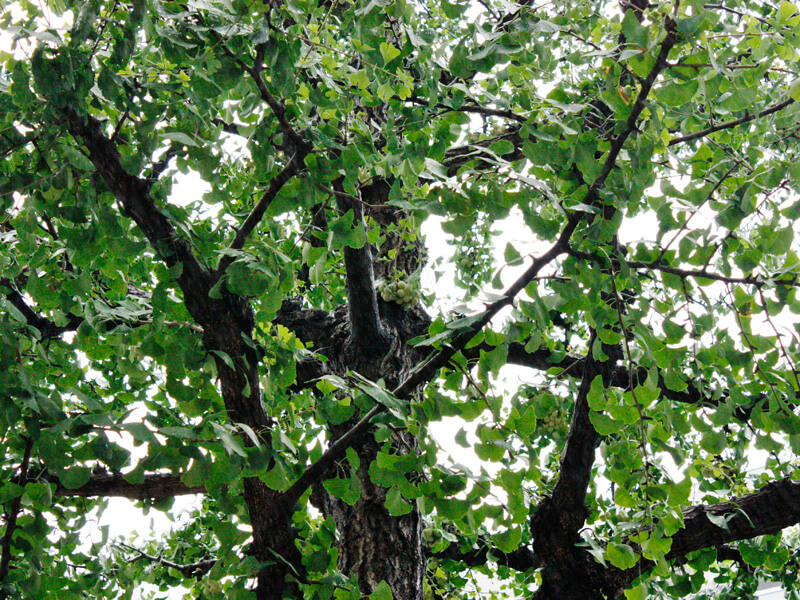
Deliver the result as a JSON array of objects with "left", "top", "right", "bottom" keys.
[
  {"left": 17, "top": 471, "right": 204, "bottom": 500},
  {"left": 668, "top": 98, "right": 795, "bottom": 147},
  {"left": 549, "top": 342, "right": 602, "bottom": 527},
  {"left": 0, "top": 438, "right": 32, "bottom": 593},
  {"left": 117, "top": 542, "right": 216, "bottom": 580},
  {"left": 1, "top": 278, "right": 82, "bottom": 340},
  {"left": 432, "top": 539, "right": 540, "bottom": 572},
  {"left": 444, "top": 24, "right": 677, "bottom": 182},
  {"left": 613, "top": 479, "right": 800, "bottom": 591},
  {"left": 669, "top": 479, "right": 800, "bottom": 560},
  {"left": 336, "top": 179, "right": 388, "bottom": 354},
  {"left": 213, "top": 41, "right": 314, "bottom": 274},
  {"left": 61, "top": 107, "right": 218, "bottom": 324}
]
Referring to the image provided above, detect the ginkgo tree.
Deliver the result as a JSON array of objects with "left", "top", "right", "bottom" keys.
[{"left": 3, "top": 0, "right": 800, "bottom": 598}]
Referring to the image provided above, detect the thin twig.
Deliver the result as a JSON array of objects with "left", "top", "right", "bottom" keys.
[
  {"left": 117, "top": 542, "right": 216, "bottom": 580},
  {"left": 656, "top": 160, "right": 742, "bottom": 263},
  {"left": 669, "top": 98, "right": 795, "bottom": 146}
]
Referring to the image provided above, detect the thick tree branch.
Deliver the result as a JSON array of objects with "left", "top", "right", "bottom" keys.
[
  {"left": 549, "top": 343, "right": 602, "bottom": 523},
  {"left": 613, "top": 479, "right": 800, "bottom": 591},
  {"left": 669, "top": 479, "right": 800, "bottom": 560},
  {"left": 530, "top": 340, "right": 606, "bottom": 566},
  {"left": 432, "top": 538, "right": 540, "bottom": 572},
  {"left": 336, "top": 179, "right": 389, "bottom": 355},
  {"left": 61, "top": 107, "right": 218, "bottom": 325},
  {"left": 588, "top": 26, "right": 677, "bottom": 197},
  {"left": 443, "top": 22, "right": 677, "bottom": 181},
  {"left": 0, "top": 438, "right": 32, "bottom": 594},
  {"left": 17, "top": 471, "right": 204, "bottom": 500}
]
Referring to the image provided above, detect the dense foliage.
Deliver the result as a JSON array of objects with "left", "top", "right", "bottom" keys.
[{"left": 3, "top": 0, "right": 800, "bottom": 598}]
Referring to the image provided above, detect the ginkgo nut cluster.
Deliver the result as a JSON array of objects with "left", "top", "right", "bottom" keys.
[
  {"left": 538, "top": 408, "right": 568, "bottom": 435},
  {"left": 379, "top": 280, "right": 419, "bottom": 308}
]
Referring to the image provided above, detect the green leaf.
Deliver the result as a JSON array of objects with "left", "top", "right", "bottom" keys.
[
  {"left": 59, "top": 467, "right": 91, "bottom": 490},
  {"left": 324, "top": 476, "right": 361, "bottom": 506},
  {"left": 666, "top": 477, "right": 691, "bottom": 507},
  {"left": 606, "top": 542, "right": 638, "bottom": 569},
  {"left": 379, "top": 42, "right": 401, "bottom": 65},
  {"left": 369, "top": 581, "right": 393, "bottom": 600},
  {"left": 62, "top": 145, "right": 95, "bottom": 171},
  {"left": 0, "top": 482, "right": 23, "bottom": 503},
  {"left": 161, "top": 131, "right": 199, "bottom": 147},
  {"left": 492, "top": 527, "right": 522, "bottom": 553},
  {"left": 384, "top": 487, "right": 412, "bottom": 516},
  {"left": 625, "top": 584, "right": 647, "bottom": 600},
  {"left": 589, "top": 411, "right": 624, "bottom": 435}
]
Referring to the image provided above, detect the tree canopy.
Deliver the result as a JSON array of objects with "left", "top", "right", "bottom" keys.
[{"left": 3, "top": 0, "right": 800, "bottom": 598}]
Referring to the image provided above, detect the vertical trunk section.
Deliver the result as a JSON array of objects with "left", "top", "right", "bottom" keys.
[
  {"left": 204, "top": 298, "right": 303, "bottom": 600},
  {"left": 312, "top": 180, "right": 429, "bottom": 599},
  {"left": 329, "top": 432, "right": 424, "bottom": 599}
]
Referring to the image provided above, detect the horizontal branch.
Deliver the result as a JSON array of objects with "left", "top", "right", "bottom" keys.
[
  {"left": 668, "top": 98, "right": 795, "bottom": 147},
  {"left": 432, "top": 539, "right": 540, "bottom": 572},
  {"left": 118, "top": 542, "right": 216, "bottom": 580},
  {"left": 405, "top": 95, "right": 528, "bottom": 123},
  {"left": 614, "top": 479, "right": 800, "bottom": 591},
  {"left": 18, "top": 471, "right": 204, "bottom": 500},
  {"left": 497, "top": 342, "right": 749, "bottom": 419},
  {"left": 669, "top": 479, "right": 800, "bottom": 560},
  {"left": 568, "top": 244, "right": 800, "bottom": 289}
]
